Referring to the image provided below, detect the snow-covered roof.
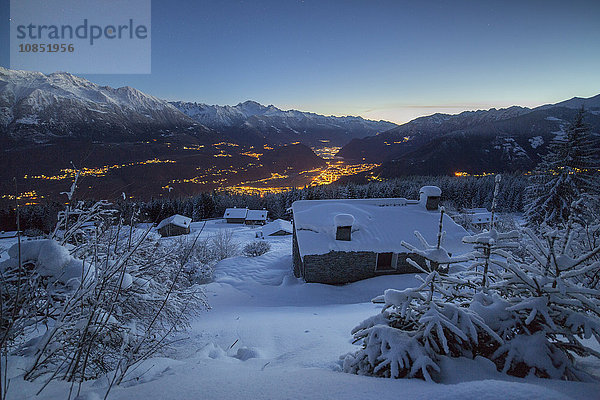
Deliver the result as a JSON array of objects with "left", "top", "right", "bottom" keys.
[
  {"left": 262, "top": 219, "right": 293, "bottom": 236},
  {"left": 246, "top": 209, "right": 268, "bottom": 221},
  {"left": 464, "top": 208, "right": 490, "bottom": 213},
  {"left": 419, "top": 186, "right": 442, "bottom": 197},
  {"left": 292, "top": 198, "right": 469, "bottom": 258},
  {"left": 157, "top": 214, "right": 192, "bottom": 230},
  {"left": 463, "top": 208, "right": 492, "bottom": 223},
  {"left": 334, "top": 214, "right": 355, "bottom": 227},
  {"left": 224, "top": 208, "right": 248, "bottom": 219},
  {"left": 471, "top": 213, "right": 492, "bottom": 223}
]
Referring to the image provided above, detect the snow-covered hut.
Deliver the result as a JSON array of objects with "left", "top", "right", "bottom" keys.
[
  {"left": 223, "top": 208, "right": 248, "bottom": 224},
  {"left": 262, "top": 219, "right": 293, "bottom": 236},
  {"left": 463, "top": 208, "right": 492, "bottom": 226},
  {"left": 245, "top": 209, "right": 268, "bottom": 225},
  {"left": 223, "top": 208, "right": 268, "bottom": 224},
  {"left": 157, "top": 214, "right": 191, "bottom": 237},
  {"left": 291, "top": 186, "right": 469, "bottom": 284}
]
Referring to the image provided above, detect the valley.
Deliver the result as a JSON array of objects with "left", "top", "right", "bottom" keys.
[
  {"left": 1, "top": 139, "right": 379, "bottom": 205},
  {"left": 1, "top": 67, "right": 599, "bottom": 208}
]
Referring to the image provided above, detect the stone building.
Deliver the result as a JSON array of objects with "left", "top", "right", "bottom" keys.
[
  {"left": 157, "top": 214, "right": 191, "bottom": 237},
  {"left": 223, "top": 208, "right": 248, "bottom": 224},
  {"left": 462, "top": 208, "right": 493, "bottom": 227},
  {"left": 245, "top": 209, "right": 268, "bottom": 225},
  {"left": 291, "top": 186, "right": 469, "bottom": 284},
  {"left": 223, "top": 208, "right": 268, "bottom": 224},
  {"left": 262, "top": 219, "right": 293, "bottom": 236}
]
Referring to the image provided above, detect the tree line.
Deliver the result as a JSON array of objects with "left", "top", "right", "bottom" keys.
[{"left": 0, "top": 173, "right": 529, "bottom": 233}]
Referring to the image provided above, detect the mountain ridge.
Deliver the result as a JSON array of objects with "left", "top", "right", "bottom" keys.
[
  {"left": 338, "top": 94, "right": 600, "bottom": 178},
  {"left": 0, "top": 67, "right": 212, "bottom": 147},
  {"left": 2, "top": 67, "right": 599, "bottom": 189},
  {"left": 0, "top": 67, "right": 396, "bottom": 148},
  {"left": 170, "top": 100, "right": 397, "bottom": 146}
]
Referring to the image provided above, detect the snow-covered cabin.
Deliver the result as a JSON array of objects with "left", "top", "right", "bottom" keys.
[
  {"left": 291, "top": 187, "right": 469, "bottom": 284},
  {"left": 223, "top": 208, "right": 248, "bottom": 224},
  {"left": 262, "top": 219, "right": 293, "bottom": 236},
  {"left": 463, "top": 208, "right": 493, "bottom": 226},
  {"left": 157, "top": 214, "right": 191, "bottom": 237},
  {"left": 245, "top": 209, "right": 268, "bottom": 225},
  {"left": 223, "top": 208, "right": 268, "bottom": 224}
]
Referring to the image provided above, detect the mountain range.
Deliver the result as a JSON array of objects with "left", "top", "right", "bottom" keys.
[
  {"left": 0, "top": 67, "right": 394, "bottom": 149},
  {"left": 338, "top": 95, "right": 600, "bottom": 177},
  {"left": 0, "top": 67, "right": 392, "bottom": 203},
  {"left": 171, "top": 100, "right": 396, "bottom": 146},
  {"left": 0, "top": 68, "right": 211, "bottom": 148},
  {"left": 1, "top": 66, "right": 599, "bottom": 203}
]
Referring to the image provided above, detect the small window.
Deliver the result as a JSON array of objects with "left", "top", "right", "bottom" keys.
[
  {"left": 336, "top": 226, "right": 352, "bottom": 241},
  {"left": 376, "top": 252, "right": 396, "bottom": 271}
]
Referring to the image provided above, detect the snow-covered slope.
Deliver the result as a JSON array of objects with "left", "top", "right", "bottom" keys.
[
  {"left": 0, "top": 67, "right": 203, "bottom": 145},
  {"left": 3, "top": 220, "right": 600, "bottom": 399}
]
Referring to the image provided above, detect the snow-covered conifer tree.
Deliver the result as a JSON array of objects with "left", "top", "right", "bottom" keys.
[
  {"left": 525, "top": 108, "right": 599, "bottom": 228},
  {"left": 343, "top": 209, "right": 500, "bottom": 381},
  {"left": 483, "top": 224, "right": 600, "bottom": 380},
  {"left": 462, "top": 175, "right": 520, "bottom": 289}
]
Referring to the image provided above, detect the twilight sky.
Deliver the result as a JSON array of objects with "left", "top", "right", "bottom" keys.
[{"left": 1, "top": 0, "right": 599, "bottom": 123}]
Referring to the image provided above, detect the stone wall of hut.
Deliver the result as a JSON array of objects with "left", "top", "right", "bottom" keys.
[
  {"left": 158, "top": 224, "right": 190, "bottom": 237},
  {"left": 298, "top": 250, "right": 426, "bottom": 285}
]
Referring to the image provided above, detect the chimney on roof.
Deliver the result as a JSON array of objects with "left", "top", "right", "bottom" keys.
[
  {"left": 419, "top": 186, "right": 442, "bottom": 210},
  {"left": 334, "top": 213, "right": 354, "bottom": 241}
]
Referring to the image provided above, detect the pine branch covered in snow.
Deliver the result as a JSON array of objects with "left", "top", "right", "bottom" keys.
[
  {"left": 482, "top": 224, "right": 600, "bottom": 381},
  {"left": 462, "top": 228, "right": 520, "bottom": 289},
  {"left": 343, "top": 211, "right": 500, "bottom": 381}
]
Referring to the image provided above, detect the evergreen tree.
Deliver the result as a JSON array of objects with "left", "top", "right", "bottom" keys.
[
  {"left": 525, "top": 108, "right": 599, "bottom": 228},
  {"left": 342, "top": 209, "right": 500, "bottom": 381}
]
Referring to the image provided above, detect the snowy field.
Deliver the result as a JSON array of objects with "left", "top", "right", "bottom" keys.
[{"left": 2, "top": 220, "right": 600, "bottom": 399}]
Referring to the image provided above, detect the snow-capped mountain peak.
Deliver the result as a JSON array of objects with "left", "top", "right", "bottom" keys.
[
  {"left": 0, "top": 67, "right": 199, "bottom": 144},
  {"left": 170, "top": 100, "right": 397, "bottom": 146}
]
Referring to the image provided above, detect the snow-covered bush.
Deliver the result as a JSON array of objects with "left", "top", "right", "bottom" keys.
[
  {"left": 179, "top": 235, "right": 217, "bottom": 284},
  {"left": 211, "top": 229, "right": 239, "bottom": 260},
  {"left": 52, "top": 194, "right": 115, "bottom": 246},
  {"left": 343, "top": 280, "right": 501, "bottom": 381},
  {"left": 462, "top": 228, "right": 520, "bottom": 289},
  {"left": 343, "top": 210, "right": 500, "bottom": 381},
  {"left": 243, "top": 240, "right": 271, "bottom": 257},
  {"left": 567, "top": 198, "right": 600, "bottom": 288},
  {"left": 482, "top": 226, "right": 600, "bottom": 381},
  {"left": 0, "top": 239, "right": 94, "bottom": 356},
  {"left": 461, "top": 177, "right": 600, "bottom": 381},
  {"left": 1, "top": 173, "right": 210, "bottom": 398},
  {"left": 461, "top": 179, "right": 600, "bottom": 380},
  {"left": 9, "top": 226, "right": 208, "bottom": 385},
  {"left": 1, "top": 225, "right": 207, "bottom": 396}
]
